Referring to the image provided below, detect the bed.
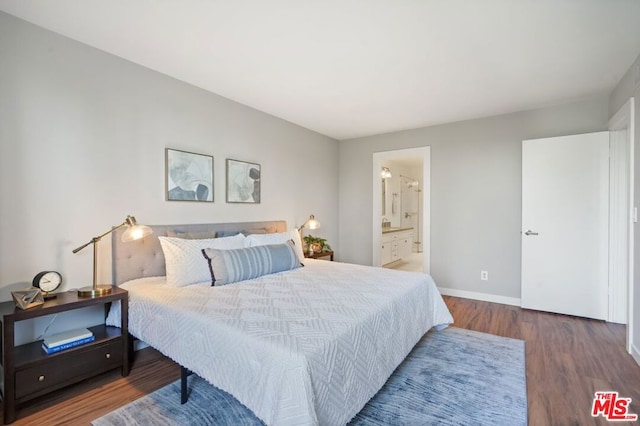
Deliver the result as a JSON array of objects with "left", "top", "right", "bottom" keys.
[{"left": 107, "top": 221, "right": 453, "bottom": 426}]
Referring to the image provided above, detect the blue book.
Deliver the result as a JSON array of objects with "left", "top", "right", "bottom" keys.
[
  {"left": 44, "top": 328, "right": 93, "bottom": 347},
  {"left": 42, "top": 335, "right": 95, "bottom": 354}
]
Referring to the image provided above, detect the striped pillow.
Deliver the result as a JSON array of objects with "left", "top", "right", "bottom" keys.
[{"left": 202, "top": 241, "right": 301, "bottom": 286}]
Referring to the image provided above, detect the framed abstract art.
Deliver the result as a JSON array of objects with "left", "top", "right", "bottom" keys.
[
  {"left": 165, "top": 148, "right": 214, "bottom": 202},
  {"left": 226, "top": 159, "right": 261, "bottom": 203}
]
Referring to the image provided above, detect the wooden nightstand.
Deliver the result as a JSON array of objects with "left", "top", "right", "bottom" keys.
[
  {"left": 304, "top": 251, "right": 334, "bottom": 261},
  {"left": 0, "top": 288, "right": 129, "bottom": 424}
]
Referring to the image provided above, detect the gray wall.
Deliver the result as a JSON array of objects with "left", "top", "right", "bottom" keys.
[
  {"left": 609, "top": 52, "right": 640, "bottom": 358},
  {"left": 339, "top": 97, "right": 609, "bottom": 300},
  {"left": 0, "top": 13, "right": 338, "bottom": 341}
]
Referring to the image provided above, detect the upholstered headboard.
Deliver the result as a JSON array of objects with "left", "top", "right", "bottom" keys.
[{"left": 111, "top": 220, "right": 287, "bottom": 285}]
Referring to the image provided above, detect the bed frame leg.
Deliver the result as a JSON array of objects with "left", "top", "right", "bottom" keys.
[{"left": 181, "top": 366, "right": 192, "bottom": 404}]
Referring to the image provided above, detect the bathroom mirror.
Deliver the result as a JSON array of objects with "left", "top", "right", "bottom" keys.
[{"left": 382, "top": 179, "right": 386, "bottom": 216}]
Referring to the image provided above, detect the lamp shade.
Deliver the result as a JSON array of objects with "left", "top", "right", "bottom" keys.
[
  {"left": 305, "top": 215, "right": 320, "bottom": 230},
  {"left": 121, "top": 216, "right": 153, "bottom": 242},
  {"left": 298, "top": 214, "right": 321, "bottom": 233}
]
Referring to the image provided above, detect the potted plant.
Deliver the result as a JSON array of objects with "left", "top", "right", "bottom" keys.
[{"left": 302, "top": 235, "right": 331, "bottom": 253}]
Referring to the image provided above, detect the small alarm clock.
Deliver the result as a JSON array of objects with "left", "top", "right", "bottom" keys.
[{"left": 32, "top": 271, "right": 62, "bottom": 299}]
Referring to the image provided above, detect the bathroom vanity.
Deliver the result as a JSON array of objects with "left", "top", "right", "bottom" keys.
[{"left": 381, "top": 227, "right": 413, "bottom": 265}]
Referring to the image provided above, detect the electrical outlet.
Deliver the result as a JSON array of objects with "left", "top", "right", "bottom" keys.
[{"left": 480, "top": 271, "right": 488, "bottom": 281}]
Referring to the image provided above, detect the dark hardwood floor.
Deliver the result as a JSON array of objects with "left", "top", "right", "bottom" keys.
[
  {"left": 446, "top": 296, "right": 640, "bottom": 426},
  {"left": 3, "top": 296, "right": 640, "bottom": 425}
]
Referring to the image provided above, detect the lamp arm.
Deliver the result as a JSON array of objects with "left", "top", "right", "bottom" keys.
[
  {"left": 71, "top": 221, "right": 128, "bottom": 253},
  {"left": 297, "top": 220, "right": 308, "bottom": 233}
]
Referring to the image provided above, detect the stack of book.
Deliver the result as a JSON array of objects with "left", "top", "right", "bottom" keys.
[{"left": 42, "top": 328, "right": 95, "bottom": 354}]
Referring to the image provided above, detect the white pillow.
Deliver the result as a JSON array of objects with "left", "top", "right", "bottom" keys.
[
  {"left": 244, "top": 230, "right": 305, "bottom": 263},
  {"left": 159, "top": 233, "right": 247, "bottom": 287}
]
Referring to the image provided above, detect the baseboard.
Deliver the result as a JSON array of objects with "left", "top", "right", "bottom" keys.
[
  {"left": 631, "top": 342, "right": 640, "bottom": 368},
  {"left": 438, "top": 287, "right": 521, "bottom": 307}
]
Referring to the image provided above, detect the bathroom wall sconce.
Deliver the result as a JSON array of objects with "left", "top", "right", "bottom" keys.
[{"left": 381, "top": 167, "right": 392, "bottom": 179}]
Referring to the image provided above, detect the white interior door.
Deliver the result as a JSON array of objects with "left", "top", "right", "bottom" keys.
[{"left": 521, "top": 132, "right": 609, "bottom": 320}]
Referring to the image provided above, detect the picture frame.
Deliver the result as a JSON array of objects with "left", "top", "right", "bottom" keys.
[
  {"left": 165, "top": 148, "right": 214, "bottom": 202},
  {"left": 226, "top": 159, "right": 261, "bottom": 203},
  {"left": 11, "top": 287, "right": 44, "bottom": 310}
]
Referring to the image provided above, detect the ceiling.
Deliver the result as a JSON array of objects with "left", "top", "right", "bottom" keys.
[{"left": 1, "top": 1, "right": 639, "bottom": 140}]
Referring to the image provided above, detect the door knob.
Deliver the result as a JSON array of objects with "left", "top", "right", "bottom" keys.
[{"left": 524, "top": 230, "right": 539, "bottom": 236}]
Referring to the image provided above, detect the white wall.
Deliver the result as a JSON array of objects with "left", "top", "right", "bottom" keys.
[
  {"left": 0, "top": 13, "right": 338, "bottom": 341},
  {"left": 610, "top": 52, "right": 640, "bottom": 362},
  {"left": 339, "top": 97, "right": 609, "bottom": 300}
]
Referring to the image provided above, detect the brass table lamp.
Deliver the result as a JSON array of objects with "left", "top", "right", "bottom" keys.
[
  {"left": 298, "top": 214, "right": 320, "bottom": 252},
  {"left": 72, "top": 215, "right": 152, "bottom": 297}
]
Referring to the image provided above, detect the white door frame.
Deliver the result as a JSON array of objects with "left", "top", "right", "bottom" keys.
[
  {"left": 372, "top": 147, "right": 431, "bottom": 273},
  {"left": 608, "top": 97, "right": 635, "bottom": 354}
]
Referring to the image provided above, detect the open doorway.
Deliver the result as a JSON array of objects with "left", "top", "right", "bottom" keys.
[{"left": 372, "top": 147, "right": 431, "bottom": 273}]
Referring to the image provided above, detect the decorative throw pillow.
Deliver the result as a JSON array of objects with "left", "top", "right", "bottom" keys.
[
  {"left": 159, "top": 233, "right": 247, "bottom": 287},
  {"left": 244, "top": 230, "right": 305, "bottom": 263},
  {"left": 202, "top": 241, "right": 301, "bottom": 286}
]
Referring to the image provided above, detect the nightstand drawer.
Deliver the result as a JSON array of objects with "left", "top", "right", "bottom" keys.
[{"left": 15, "top": 340, "right": 122, "bottom": 400}]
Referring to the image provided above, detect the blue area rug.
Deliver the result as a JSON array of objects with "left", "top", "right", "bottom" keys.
[{"left": 92, "top": 327, "right": 527, "bottom": 426}]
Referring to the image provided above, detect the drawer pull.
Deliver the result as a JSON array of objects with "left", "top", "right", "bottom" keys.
[
  {"left": 38, "top": 375, "right": 45, "bottom": 382},
  {"left": 105, "top": 353, "right": 111, "bottom": 359}
]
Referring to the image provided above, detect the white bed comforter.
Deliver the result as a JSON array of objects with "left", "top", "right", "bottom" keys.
[{"left": 107, "top": 260, "right": 453, "bottom": 425}]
